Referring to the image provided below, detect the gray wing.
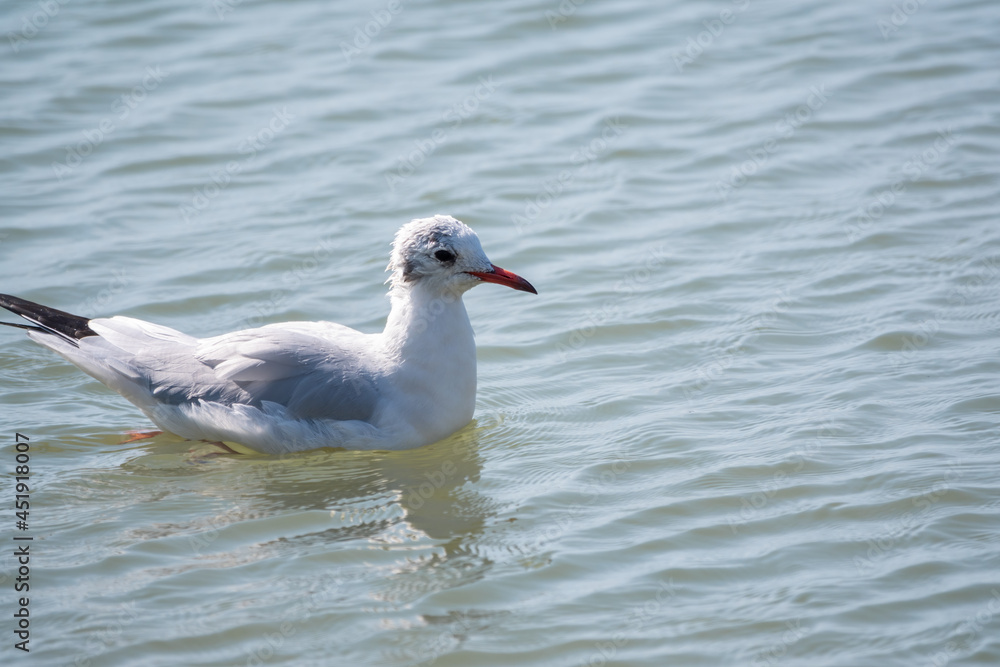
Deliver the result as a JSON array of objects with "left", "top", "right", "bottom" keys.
[
  {"left": 193, "top": 325, "right": 381, "bottom": 421},
  {"left": 88, "top": 318, "right": 380, "bottom": 422}
]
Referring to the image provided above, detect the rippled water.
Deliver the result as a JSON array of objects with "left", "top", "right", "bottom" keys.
[{"left": 2, "top": 0, "right": 1000, "bottom": 665}]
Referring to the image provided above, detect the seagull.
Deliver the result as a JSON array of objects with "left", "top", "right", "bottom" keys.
[{"left": 0, "top": 215, "right": 537, "bottom": 453}]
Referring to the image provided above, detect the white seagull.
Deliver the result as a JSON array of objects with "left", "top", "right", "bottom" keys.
[{"left": 0, "top": 215, "right": 537, "bottom": 453}]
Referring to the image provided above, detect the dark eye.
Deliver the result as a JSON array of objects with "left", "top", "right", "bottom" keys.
[{"left": 434, "top": 249, "right": 455, "bottom": 262}]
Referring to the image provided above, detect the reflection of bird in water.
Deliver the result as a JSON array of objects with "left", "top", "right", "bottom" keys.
[
  {"left": 0, "top": 215, "right": 536, "bottom": 453},
  {"left": 112, "top": 417, "right": 508, "bottom": 664},
  {"left": 165, "top": 416, "right": 495, "bottom": 551}
]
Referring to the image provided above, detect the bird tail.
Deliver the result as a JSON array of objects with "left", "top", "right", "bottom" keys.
[
  {"left": 0, "top": 294, "right": 162, "bottom": 415},
  {"left": 0, "top": 293, "right": 97, "bottom": 346}
]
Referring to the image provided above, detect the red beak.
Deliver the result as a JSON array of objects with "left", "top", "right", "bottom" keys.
[{"left": 467, "top": 264, "right": 538, "bottom": 294}]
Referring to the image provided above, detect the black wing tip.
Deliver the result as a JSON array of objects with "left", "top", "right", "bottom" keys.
[
  {"left": 0, "top": 293, "right": 97, "bottom": 340},
  {"left": 0, "top": 320, "right": 47, "bottom": 334}
]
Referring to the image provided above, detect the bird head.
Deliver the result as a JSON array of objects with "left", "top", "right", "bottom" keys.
[{"left": 387, "top": 215, "right": 537, "bottom": 296}]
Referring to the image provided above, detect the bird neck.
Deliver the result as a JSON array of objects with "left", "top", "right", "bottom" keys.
[
  {"left": 380, "top": 280, "right": 479, "bottom": 443},
  {"left": 382, "top": 281, "right": 475, "bottom": 361}
]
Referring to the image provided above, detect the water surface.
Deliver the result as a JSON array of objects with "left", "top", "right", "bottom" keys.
[{"left": 1, "top": 0, "right": 999, "bottom": 665}]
